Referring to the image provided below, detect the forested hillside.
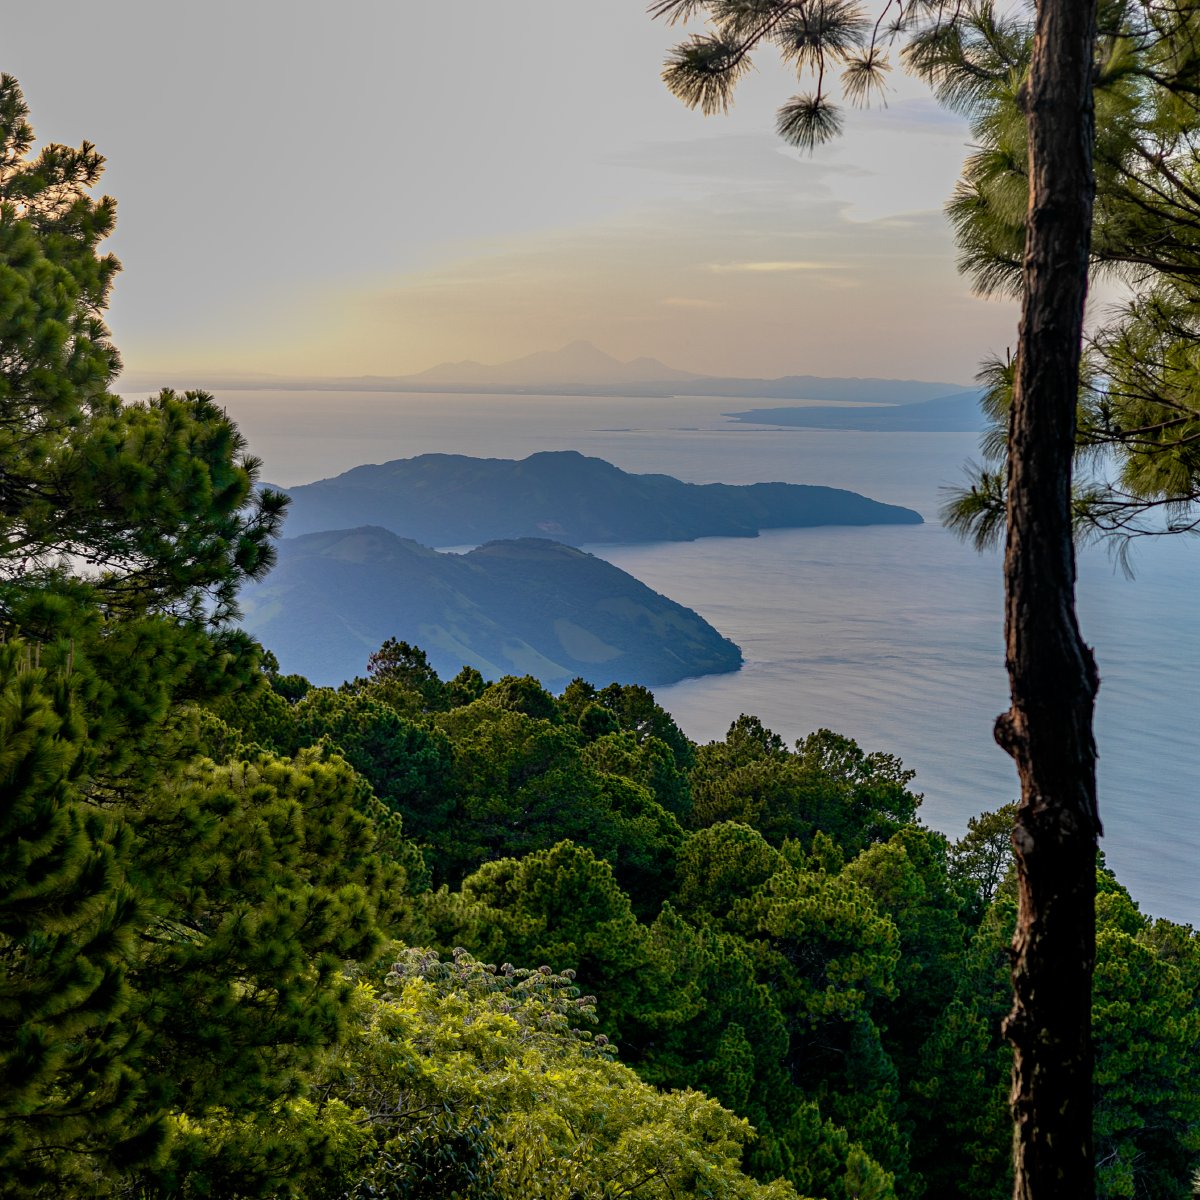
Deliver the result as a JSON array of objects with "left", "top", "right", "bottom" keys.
[{"left": 4, "top": 68, "right": 1200, "bottom": 1200}]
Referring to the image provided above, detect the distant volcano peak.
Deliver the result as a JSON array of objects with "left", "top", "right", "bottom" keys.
[{"left": 408, "top": 341, "right": 698, "bottom": 386}]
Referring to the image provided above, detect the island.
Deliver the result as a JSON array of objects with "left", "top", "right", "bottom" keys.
[
  {"left": 275, "top": 450, "right": 923, "bottom": 544},
  {"left": 238, "top": 527, "right": 743, "bottom": 689},
  {"left": 726, "top": 389, "right": 986, "bottom": 433}
]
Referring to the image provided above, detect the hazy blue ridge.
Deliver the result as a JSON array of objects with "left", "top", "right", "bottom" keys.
[
  {"left": 182, "top": 370, "right": 969, "bottom": 404},
  {"left": 727, "top": 389, "right": 987, "bottom": 432},
  {"left": 238, "top": 526, "right": 743, "bottom": 689},
  {"left": 274, "top": 450, "right": 923, "bottom": 543}
]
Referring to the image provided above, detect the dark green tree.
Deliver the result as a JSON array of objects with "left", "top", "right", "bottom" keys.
[
  {"left": 362, "top": 638, "right": 449, "bottom": 715},
  {"left": 429, "top": 699, "right": 682, "bottom": 898},
  {"left": 293, "top": 686, "right": 455, "bottom": 849},
  {"left": 595, "top": 681, "right": 695, "bottom": 769},
  {"left": 0, "top": 641, "right": 150, "bottom": 1189},
  {"left": 910, "top": 894, "right": 1016, "bottom": 1199},
  {"left": 843, "top": 828, "right": 966, "bottom": 1079},
  {"left": 690, "top": 718, "right": 920, "bottom": 854},
  {"left": 949, "top": 802, "right": 1018, "bottom": 922},
  {"left": 580, "top": 729, "right": 692, "bottom": 821},
  {"left": 672, "top": 822, "right": 787, "bottom": 921},
  {"left": 430, "top": 841, "right": 659, "bottom": 1042},
  {"left": 911, "top": 870, "right": 1200, "bottom": 1198},
  {"left": 727, "top": 866, "right": 907, "bottom": 1187}
]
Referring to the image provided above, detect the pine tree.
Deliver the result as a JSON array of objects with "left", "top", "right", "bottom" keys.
[
  {"left": 648, "top": 1, "right": 1106, "bottom": 1188},
  {"left": 0, "top": 76, "right": 417, "bottom": 1195},
  {"left": 0, "top": 74, "right": 285, "bottom": 627},
  {"left": 0, "top": 641, "right": 152, "bottom": 1191},
  {"left": 929, "top": 2, "right": 1200, "bottom": 555}
]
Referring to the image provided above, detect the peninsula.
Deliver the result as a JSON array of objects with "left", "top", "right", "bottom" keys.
[{"left": 276, "top": 450, "right": 923, "bottom": 544}]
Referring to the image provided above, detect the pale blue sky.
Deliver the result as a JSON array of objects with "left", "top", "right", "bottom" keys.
[{"left": 5, "top": 1, "right": 1019, "bottom": 381}]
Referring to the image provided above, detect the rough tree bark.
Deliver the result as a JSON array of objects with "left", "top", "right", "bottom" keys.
[{"left": 995, "top": 0, "right": 1102, "bottom": 1194}]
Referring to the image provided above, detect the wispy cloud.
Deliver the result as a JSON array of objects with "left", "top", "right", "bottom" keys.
[
  {"left": 660, "top": 296, "right": 722, "bottom": 309},
  {"left": 708, "top": 260, "right": 847, "bottom": 273}
]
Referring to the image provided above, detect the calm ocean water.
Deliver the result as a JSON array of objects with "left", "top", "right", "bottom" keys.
[{"left": 212, "top": 389, "right": 1199, "bottom": 924}]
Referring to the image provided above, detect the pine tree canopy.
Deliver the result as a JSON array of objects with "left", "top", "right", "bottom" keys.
[
  {"left": 921, "top": 2, "right": 1200, "bottom": 556},
  {"left": 0, "top": 73, "right": 286, "bottom": 627}
]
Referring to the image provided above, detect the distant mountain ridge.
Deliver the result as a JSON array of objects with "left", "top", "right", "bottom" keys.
[
  {"left": 275, "top": 450, "right": 923, "bottom": 544},
  {"left": 238, "top": 528, "right": 742, "bottom": 689},
  {"left": 408, "top": 340, "right": 699, "bottom": 386},
  {"left": 118, "top": 343, "right": 968, "bottom": 404}
]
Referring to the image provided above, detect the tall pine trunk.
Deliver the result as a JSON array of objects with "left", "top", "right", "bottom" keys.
[{"left": 996, "top": 0, "right": 1101, "bottom": 1194}]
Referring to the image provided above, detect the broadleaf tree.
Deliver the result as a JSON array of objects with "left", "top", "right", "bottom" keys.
[{"left": 648, "top": 0, "right": 1122, "bottom": 1191}]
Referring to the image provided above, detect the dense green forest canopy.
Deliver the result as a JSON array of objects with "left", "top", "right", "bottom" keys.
[{"left": 3, "top": 64, "right": 1200, "bottom": 1200}]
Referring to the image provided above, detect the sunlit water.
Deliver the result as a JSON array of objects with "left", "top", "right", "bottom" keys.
[{"left": 206, "top": 389, "right": 1199, "bottom": 924}]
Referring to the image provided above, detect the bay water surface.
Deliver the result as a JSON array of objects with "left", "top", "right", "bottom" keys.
[{"left": 209, "top": 389, "right": 1199, "bottom": 924}]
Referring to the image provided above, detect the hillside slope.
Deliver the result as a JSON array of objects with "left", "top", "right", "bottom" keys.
[{"left": 239, "top": 527, "right": 742, "bottom": 688}]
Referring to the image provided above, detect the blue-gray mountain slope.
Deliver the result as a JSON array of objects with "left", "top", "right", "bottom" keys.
[{"left": 239, "top": 527, "right": 742, "bottom": 689}]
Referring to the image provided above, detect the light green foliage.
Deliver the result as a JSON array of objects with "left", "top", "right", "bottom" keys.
[
  {"left": 317, "top": 947, "right": 806, "bottom": 1200},
  {"left": 141, "top": 1097, "right": 372, "bottom": 1200},
  {"left": 428, "top": 841, "right": 658, "bottom": 1043}
]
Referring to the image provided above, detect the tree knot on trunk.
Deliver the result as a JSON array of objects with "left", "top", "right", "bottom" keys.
[{"left": 994, "top": 709, "right": 1023, "bottom": 759}]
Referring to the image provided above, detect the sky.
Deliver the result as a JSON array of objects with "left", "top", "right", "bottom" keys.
[{"left": 5, "top": 1, "right": 1022, "bottom": 384}]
